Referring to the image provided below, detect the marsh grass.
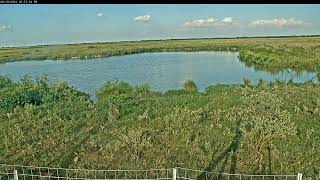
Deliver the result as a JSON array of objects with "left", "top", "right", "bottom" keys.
[{"left": 1, "top": 76, "right": 320, "bottom": 178}]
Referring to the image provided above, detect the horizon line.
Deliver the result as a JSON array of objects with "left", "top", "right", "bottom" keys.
[{"left": 2, "top": 34, "right": 320, "bottom": 49}]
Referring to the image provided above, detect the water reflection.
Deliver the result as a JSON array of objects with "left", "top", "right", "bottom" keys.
[
  {"left": 0, "top": 51, "right": 318, "bottom": 97},
  {"left": 240, "top": 58, "right": 319, "bottom": 82}
]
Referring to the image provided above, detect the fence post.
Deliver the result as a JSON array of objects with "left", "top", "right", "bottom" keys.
[
  {"left": 13, "top": 170, "right": 18, "bottom": 180},
  {"left": 297, "top": 173, "right": 303, "bottom": 180},
  {"left": 173, "top": 168, "right": 177, "bottom": 180}
]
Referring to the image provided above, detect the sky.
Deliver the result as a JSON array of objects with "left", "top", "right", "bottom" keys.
[{"left": 0, "top": 4, "right": 320, "bottom": 47}]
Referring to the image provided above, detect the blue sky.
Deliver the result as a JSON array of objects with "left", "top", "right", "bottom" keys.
[{"left": 0, "top": 4, "right": 320, "bottom": 47}]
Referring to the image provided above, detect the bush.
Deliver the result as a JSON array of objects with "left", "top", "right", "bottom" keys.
[
  {"left": 164, "top": 89, "right": 189, "bottom": 96},
  {"left": 134, "top": 84, "right": 150, "bottom": 94},
  {"left": 183, "top": 80, "right": 198, "bottom": 92},
  {"left": 257, "top": 78, "right": 265, "bottom": 87},
  {"left": 96, "top": 81, "right": 133, "bottom": 101},
  {"left": 243, "top": 78, "right": 252, "bottom": 87},
  {"left": 0, "top": 75, "right": 13, "bottom": 89}
]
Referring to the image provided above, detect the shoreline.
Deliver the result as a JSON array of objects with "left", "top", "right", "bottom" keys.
[{"left": 0, "top": 37, "right": 319, "bottom": 76}]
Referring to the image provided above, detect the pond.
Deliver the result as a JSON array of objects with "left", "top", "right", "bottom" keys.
[{"left": 0, "top": 51, "right": 318, "bottom": 98}]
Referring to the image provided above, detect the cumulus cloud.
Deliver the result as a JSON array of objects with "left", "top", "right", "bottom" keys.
[
  {"left": 222, "top": 17, "right": 233, "bottom": 24},
  {"left": 0, "top": 25, "right": 12, "bottom": 32},
  {"left": 96, "top": 12, "right": 104, "bottom": 17},
  {"left": 184, "top": 18, "right": 217, "bottom": 27},
  {"left": 184, "top": 17, "right": 234, "bottom": 27},
  {"left": 250, "top": 18, "right": 304, "bottom": 27},
  {"left": 134, "top": 15, "right": 151, "bottom": 22}
]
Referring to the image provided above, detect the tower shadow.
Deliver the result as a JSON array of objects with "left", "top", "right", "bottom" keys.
[{"left": 197, "top": 120, "right": 242, "bottom": 180}]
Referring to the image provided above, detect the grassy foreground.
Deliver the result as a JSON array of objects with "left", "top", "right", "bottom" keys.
[
  {"left": 0, "top": 76, "right": 320, "bottom": 178},
  {"left": 1, "top": 36, "right": 320, "bottom": 77}
]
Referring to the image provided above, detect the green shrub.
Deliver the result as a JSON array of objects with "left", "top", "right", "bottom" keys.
[
  {"left": 0, "top": 75, "right": 13, "bottom": 89},
  {"left": 257, "top": 78, "right": 265, "bottom": 87},
  {"left": 96, "top": 81, "right": 133, "bottom": 101},
  {"left": 183, "top": 80, "right": 198, "bottom": 92},
  {"left": 1, "top": 76, "right": 320, "bottom": 177},
  {"left": 243, "top": 78, "right": 252, "bottom": 87},
  {"left": 164, "top": 89, "right": 189, "bottom": 96},
  {"left": 134, "top": 84, "right": 150, "bottom": 94}
]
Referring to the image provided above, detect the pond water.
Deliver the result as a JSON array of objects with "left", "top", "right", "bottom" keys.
[{"left": 0, "top": 51, "right": 317, "bottom": 97}]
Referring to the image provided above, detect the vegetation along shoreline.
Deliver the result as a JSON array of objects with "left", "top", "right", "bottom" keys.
[{"left": 1, "top": 36, "right": 320, "bottom": 79}]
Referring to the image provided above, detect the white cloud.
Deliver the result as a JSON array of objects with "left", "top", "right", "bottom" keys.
[
  {"left": 96, "top": 12, "right": 104, "bottom": 17},
  {"left": 0, "top": 25, "right": 12, "bottom": 32},
  {"left": 184, "top": 18, "right": 217, "bottom": 27},
  {"left": 222, "top": 17, "right": 233, "bottom": 24},
  {"left": 184, "top": 17, "right": 235, "bottom": 28},
  {"left": 250, "top": 18, "right": 304, "bottom": 27},
  {"left": 134, "top": 15, "right": 151, "bottom": 22}
]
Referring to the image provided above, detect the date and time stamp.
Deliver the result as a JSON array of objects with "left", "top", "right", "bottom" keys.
[{"left": 0, "top": 0, "right": 38, "bottom": 3}]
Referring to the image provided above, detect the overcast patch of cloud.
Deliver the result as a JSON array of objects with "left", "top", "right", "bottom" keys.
[
  {"left": 250, "top": 18, "right": 305, "bottom": 27},
  {"left": 0, "top": 25, "right": 12, "bottom": 32},
  {"left": 134, "top": 15, "right": 151, "bottom": 22}
]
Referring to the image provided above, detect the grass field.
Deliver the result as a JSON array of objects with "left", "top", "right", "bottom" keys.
[
  {"left": 1, "top": 36, "right": 320, "bottom": 178},
  {"left": 0, "top": 76, "right": 320, "bottom": 178}
]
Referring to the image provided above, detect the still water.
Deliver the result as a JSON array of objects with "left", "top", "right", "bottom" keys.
[{"left": 0, "top": 52, "right": 317, "bottom": 97}]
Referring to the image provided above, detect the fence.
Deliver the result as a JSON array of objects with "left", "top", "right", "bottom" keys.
[
  {"left": 175, "top": 168, "right": 300, "bottom": 180},
  {"left": 0, "top": 164, "right": 302, "bottom": 180}
]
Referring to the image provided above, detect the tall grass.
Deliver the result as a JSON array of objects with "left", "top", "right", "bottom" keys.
[{"left": 1, "top": 76, "right": 320, "bottom": 178}]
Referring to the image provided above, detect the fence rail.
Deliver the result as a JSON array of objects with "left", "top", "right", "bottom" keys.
[{"left": 0, "top": 164, "right": 301, "bottom": 180}]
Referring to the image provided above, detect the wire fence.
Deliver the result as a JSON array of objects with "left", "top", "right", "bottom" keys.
[
  {"left": 0, "top": 164, "right": 173, "bottom": 180},
  {"left": 175, "top": 168, "right": 298, "bottom": 180},
  {"left": 0, "top": 164, "right": 300, "bottom": 180}
]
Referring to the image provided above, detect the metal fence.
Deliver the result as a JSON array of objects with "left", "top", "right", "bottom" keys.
[{"left": 0, "top": 164, "right": 301, "bottom": 180}]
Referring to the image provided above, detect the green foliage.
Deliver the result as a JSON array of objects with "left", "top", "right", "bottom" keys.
[
  {"left": 164, "top": 89, "right": 189, "bottom": 96},
  {"left": 243, "top": 78, "right": 252, "bottom": 87},
  {"left": 237, "top": 90, "right": 296, "bottom": 174},
  {"left": 238, "top": 45, "right": 320, "bottom": 76},
  {"left": 134, "top": 84, "right": 150, "bottom": 94},
  {"left": 257, "top": 78, "right": 266, "bottom": 87},
  {"left": 0, "top": 76, "right": 320, "bottom": 178},
  {"left": 1, "top": 36, "right": 320, "bottom": 177},
  {"left": 184, "top": 80, "right": 198, "bottom": 92},
  {"left": 0, "top": 75, "right": 13, "bottom": 89},
  {"left": 96, "top": 81, "right": 134, "bottom": 102}
]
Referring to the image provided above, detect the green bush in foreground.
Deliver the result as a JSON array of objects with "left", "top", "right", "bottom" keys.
[
  {"left": 184, "top": 80, "right": 198, "bottom": 92},
  {"left": 0, "top": 76, "right": 320, "bottom": 179}
]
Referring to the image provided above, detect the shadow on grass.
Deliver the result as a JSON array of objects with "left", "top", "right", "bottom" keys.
[{"left": 197, "top": 120, "right": 242, "bottom": 179}]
